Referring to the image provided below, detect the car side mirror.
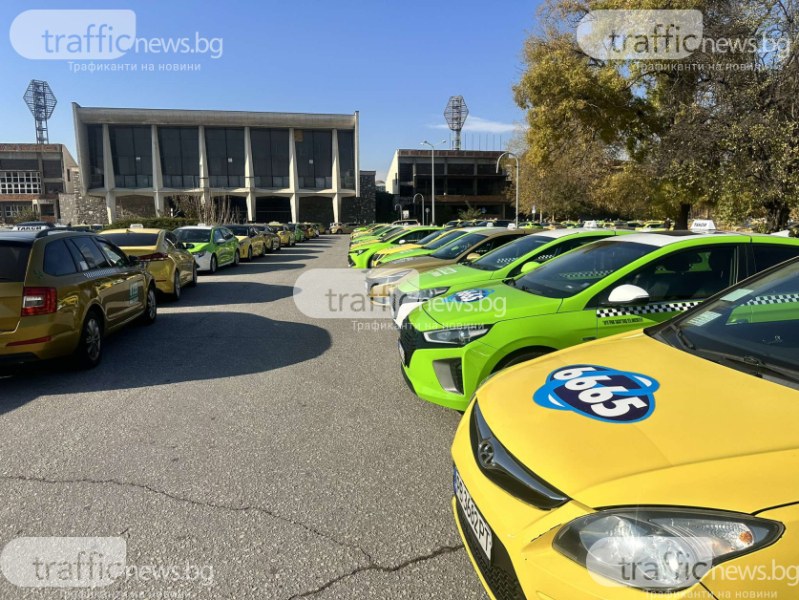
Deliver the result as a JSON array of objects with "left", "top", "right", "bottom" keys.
[
  {"left": 465, "top": 252, "right": 480, "bottom": 262},
  {"left": 520, "top": 261, "right": 540, "bottom": 275},
  {"left": 397, "top": 239, "right": 407, "bottom": 244},
  {"left": 607, "top": 284, "right": 650, "bottom": 305},
  {"left": 183, "top": 242, "right": 194, "bottom": 250}
]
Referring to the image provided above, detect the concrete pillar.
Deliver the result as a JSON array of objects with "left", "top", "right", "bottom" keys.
[
  {"left": 102, "top": 124, "right": 116, "bottom": 222},
  {"left": 354, "top": 111, "right": 360, "bottom": 197},
  {"left": 289, "top": 128, "right": 299, "bottom": 222},
  {"left": 198, "top": 126, "right": 210, "bottom": 205},
  {"left": 333, "top": 193, "right": 341, "bottom": 224},
  {"left": 244, "top": 126, "right": 255, "bottom": 221},
  {"left": 105, "top": 191, "right": 116, "bottom": 223},
  {"left": 151, "top": 125, "right": 165, "bottom": 216}
]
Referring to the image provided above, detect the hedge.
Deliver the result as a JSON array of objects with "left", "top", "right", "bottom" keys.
[{"left": 103, "top": 217, "right": 198, "bottom": 231}]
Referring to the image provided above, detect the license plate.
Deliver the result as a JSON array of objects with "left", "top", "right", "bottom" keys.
[
  {"left": 454, "top": 468, "right": 493, "bottom": 560},
  {"left": 398, "top": 340, "right": 406, "bottom": 364}
]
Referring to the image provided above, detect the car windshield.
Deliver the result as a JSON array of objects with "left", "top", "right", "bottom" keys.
[
  {"left": 654, "top": 259, "right": 799, "bottom": 384},
  {"left": 0, "top": 241, "right": 32, "bottom": 281},
  {"left": 469, "top": 234, "right": 553, "bottom": 271},
  {"left": 227, "top": 226, "right": 250, "bottom": 236},
  {"left": 415, "top": 231, "right": 443, "bottom": 246},
  {"left": 101, "top": 233, "right": 159, "bottom": 247},
  {"left": 423, "top": 230, "right": 467, "bottom": 250},
  {"left": 175, "top": 229, "right": 211, "bottom": 243},
  {"left": 513, "top": 240, "right": 656, "bottom": 298},
  {"left": 430, "top": 233, "right": 487, "bottom": 260},
  {"left": 378, "top": 227, "right": 404, "bottom": 240}
]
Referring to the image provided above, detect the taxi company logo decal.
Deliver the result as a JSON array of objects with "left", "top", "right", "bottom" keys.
[
  {"left": 445, "top": 289, "right": 494, "bottom": 303},
  {"left": 533, "top": 365, "right": 659, "bottom": 423}
]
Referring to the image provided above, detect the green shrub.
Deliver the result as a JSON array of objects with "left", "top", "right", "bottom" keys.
[{"left": 104, "top": 217, "right": 197, "bottom": 231}]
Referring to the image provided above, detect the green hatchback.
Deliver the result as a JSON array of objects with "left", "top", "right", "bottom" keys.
[
  {"left": 174, "top": 226, "right": 240, "bottom": 274},
  {"left": 399, "top": 232, "right": 799, "bottom": 410}
]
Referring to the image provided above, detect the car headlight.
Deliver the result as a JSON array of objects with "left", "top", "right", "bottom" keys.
[
  {"left": 423, "top": 326, "right": 491, "bottom": 346},
  {"left": 354, "top": 248, "right": 370, "bottom": 256},
  {"left": 407, "top": 287, "right": 448, "bottom": 301},
  {"left": 554, "top": 507, "right": 783, "bottom": 592},
  {"left": 195, "top": 251, "right": 207, "bottom": 258}
]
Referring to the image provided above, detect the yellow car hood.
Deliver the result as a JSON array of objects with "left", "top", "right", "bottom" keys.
[{"left": 477, "top": 331, "right": 799, "bottom": 513}]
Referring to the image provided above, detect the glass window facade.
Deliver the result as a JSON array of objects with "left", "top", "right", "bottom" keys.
[
  {"left": 338, "top": 130, "right": 355, "bottom": 190},
  {"left": 159, "top": 127, "right": 200, "bottom": 188},
  {"left": 251, "top": 129, "right": 290, "bottom": 188},
  {"left": 110, "top": 126, "right": 153, "bottom": 188},
  {"left": 205, "top": 128, "right": 245, "bottom": 188},
  {"left": 0, "top": 171, "right": 41, "bottom": 194},
  {"left": 87, "top": 125, "right": 104, "bottom": 189},
  {"left": 42, "top": 159, "right": 63, "bottom": 178},
  {"left": 296, "top": 130, "right": 332, "bottom": 189}
]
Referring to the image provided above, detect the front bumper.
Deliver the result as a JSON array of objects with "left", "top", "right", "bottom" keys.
[
  {"left": 399, "top": 324, "right": 494, "bottom": 411},
  {"left": 451, "top": 404, "right": 717, "bottom": 600},
  {"left": 193, "top": 252, "right": 214, "bottom": 272}
]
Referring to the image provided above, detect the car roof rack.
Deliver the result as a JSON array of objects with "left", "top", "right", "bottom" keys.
[{"left": 35, "top": 228, "right": 81, "bottom": 239}]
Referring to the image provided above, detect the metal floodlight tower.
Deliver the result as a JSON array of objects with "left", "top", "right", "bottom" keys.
[
  {"left": 24, "top": 80, "right": 57, "bottom": 145},
  {"left": 444, "top": 96, "right": 469, "bottom": 150}
]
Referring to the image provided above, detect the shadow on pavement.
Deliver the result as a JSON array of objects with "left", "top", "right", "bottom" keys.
[
  {"left": 0, "top": 311, "right": 331, "bottom": 414},
  {"left": 176, "top": 282, "right": 294, "bottom": 307}
]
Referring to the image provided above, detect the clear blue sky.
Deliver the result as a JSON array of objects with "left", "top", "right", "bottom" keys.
[{"left": 1, "top": 0, "right": 540, "bottom": 180}]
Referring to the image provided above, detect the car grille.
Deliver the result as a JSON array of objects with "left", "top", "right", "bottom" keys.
[
  {"left": 456, "top": 502, "right": 526, "bottom": 600},
  {"left": 470, "top": 403, "right": 569, "bottom": 510},
  {"left": 399, "top": 322, "right": 420, "bottom": 367}
]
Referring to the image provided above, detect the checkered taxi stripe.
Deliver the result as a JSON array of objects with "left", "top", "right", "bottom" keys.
[
  {"left": 83, "top": 267, "right": 123, "bottom": 280},
  {"left": 744, "top": 293, "right": 799, "bottom": 306},
  {"left": 597, "top": 300, "right": 702, "bottom": 318}
]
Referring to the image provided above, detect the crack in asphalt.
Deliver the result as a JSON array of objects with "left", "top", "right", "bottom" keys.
[
  {"left": 0, "top": 473, "right": 374, "bottom": 564},
  {"left": 286, "top": 544, "right": 464, "bottom": 600}
]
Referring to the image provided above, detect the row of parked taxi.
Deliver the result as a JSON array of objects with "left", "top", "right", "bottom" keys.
[
  {"left": 0, "top": 221, "right": 322, "bottom": 369},
  {"left": 349, "top": 222, "right": 799, "bottom": 600}
]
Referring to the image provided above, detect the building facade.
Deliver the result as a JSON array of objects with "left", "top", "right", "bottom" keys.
[
  {"left": 0, "top": 143, "right": 77, "bottom": 224},
  {"left": 385, "top": 149, "right": 510, "bottom": 223},
  {"left": 72, "top": 104, "right": 360, "bottom": 224}
]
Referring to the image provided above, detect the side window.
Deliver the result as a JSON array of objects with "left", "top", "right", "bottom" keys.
[
  {"left": 94, "top": 238, "right": 128, "bottom": 268},
  {"left": 70, "top": 236, "right": 111, "bottom": 271},
  {"left": 43, "top": 240, "right": 78, "bottom": 276},
  {"left": 213, "top": 229, "right": 226, "bottom": 244},
  {"left": 165, "top": 232, "right": 179, "bottom": 246},
  {"left": 752, "top": 244, "right": 799, "bottom": 272},
  {"left": 596, "top": 245, "right": 738, "bottom": 304}
]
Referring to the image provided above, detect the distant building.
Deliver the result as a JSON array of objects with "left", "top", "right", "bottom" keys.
[
  {"left": 72, "top": 103, "right": 360, "bottom": 224},
  {"left": 385, "top": 149, "right": 510, "bottom": 223},
  {"left": 0, "top": 143, "right": 77, "bottom": 224}
]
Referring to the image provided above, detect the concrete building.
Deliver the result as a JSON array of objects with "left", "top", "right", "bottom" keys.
[
  {"left": 72, "top": 104, "right": 360, "bottom": 223},
  {"left": 0, "top": 143, "right": 77, "bottom": 224},
  {"left": 385, "top": 149, "right": 510, "bottom": 223}
]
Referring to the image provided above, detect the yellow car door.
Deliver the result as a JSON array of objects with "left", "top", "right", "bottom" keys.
[{"left": 93, "top": 237, "right": 147, "bottom": 324}]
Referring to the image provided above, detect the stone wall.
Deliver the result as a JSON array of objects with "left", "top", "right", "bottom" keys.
[
  {"left": 59, "top": 193, "right": 109, "bottom": 226},
  {"left": 341, "top": 171, "right": 376, "bottom": 223}
]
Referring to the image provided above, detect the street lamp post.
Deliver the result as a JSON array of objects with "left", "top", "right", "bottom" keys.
[
  {"left": 413, "top": 193, "right": 424, "bottom": 225},
  {"left": 421, "top": 140, "right": 446, "bottom": 225},
  {"left": 496, "top": 151, "right": 520, "bottom": 228}
]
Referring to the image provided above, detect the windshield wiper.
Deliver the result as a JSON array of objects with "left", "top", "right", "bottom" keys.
[{"left": 691, "top": 348, "right": 799, "bottom": 387}]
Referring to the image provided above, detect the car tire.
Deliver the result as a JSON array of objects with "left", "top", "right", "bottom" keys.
[
  {"left": 210, "top": 255, "right": 218, "bottom": 274},
  {"left": 75, "top": 311, "right": 103, "bottom": 369},
  {"left": 171, "top": 271, "right": 182, "bottom": 301},
  {"left": 140, "top": 285, "right": 157, "bottom": 325},
  {"left": 275, "top": 241, "right": 281, "bottom": 252},
  {"left": 247, "top": 247, "right": 253, "bottom": 261},
  {"left": 188, "top": 263, "right": 198, "bottom": 287},
  {"left": 233, "top": 251, "right": 240, "bottom": 266},
  {"left": 493, "top": 349, "right": 550, "bottom": 373}
]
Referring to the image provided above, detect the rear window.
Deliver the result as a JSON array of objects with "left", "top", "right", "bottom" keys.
[
  {"left": 0, "top": 242, "right": 31, "bottom": 282},
  {"left": 101, "top": 233, "right": 159, "bottom": 247}
]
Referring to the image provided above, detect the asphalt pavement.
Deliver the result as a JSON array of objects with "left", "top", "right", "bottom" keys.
[{"left": 0, "top": 235, "right": 486, "bottom": 600}]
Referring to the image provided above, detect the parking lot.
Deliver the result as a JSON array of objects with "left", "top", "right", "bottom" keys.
[{"left": 0, "top": 235, "right": 485, "bottom": 600}]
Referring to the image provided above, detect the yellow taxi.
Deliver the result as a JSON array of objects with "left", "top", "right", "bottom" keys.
[
  {"left": 268, "top": 223, "right": 295, "bottom": 247},
  {"left": 0, "top": 229, "right": 157, "bottom": 369},
  {"left": 225, "top": 224, "right": 268, "bottom": 260},
  {"left": 452, "top": 257, "right": 799, "bottom": 599},
  {"left": 101, "top": 228, "right": 197, "bottom": 300}
]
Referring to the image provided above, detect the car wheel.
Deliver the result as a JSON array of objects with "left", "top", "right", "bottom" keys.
[
  {"left": 210, "top": 254, "right": 218, "bottom": 274},
  {"left": 140, "top": 285, "right": 158, "bottom": 325},
  {"left": 234, "top": 251, "right": 240, "bottom": 266},
  {"left": 75, "top": 311, "right": 103, "bottom": 369},
  {"left": 274, "top": 241, "right": 281, "bottom": 252},
  {"left": 493, "top": 349, "right": 550, "bottom": 373},
  {"left": 171, "top": 271, "right": 182, "bottom": 301},
  {"left": 188, "top": 263, "right": 198, "bottom": 287},
  {"left": 247, "top": 247, "right": 253, "bottom": 261}
]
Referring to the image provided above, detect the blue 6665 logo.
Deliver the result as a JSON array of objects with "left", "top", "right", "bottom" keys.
[
  {"left": 533, "top": 365, "right": 659, "bottom": 423},
  {"left": 445, "top": 289, "right": 494, "bottom": 303}
]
